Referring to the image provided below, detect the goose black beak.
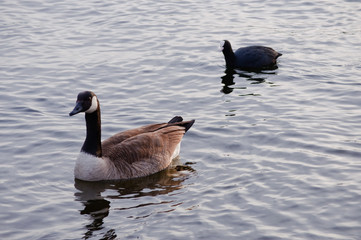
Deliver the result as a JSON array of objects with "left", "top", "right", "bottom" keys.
[{"left": 69, "top": 101, "right": 83, "bottom": 116}]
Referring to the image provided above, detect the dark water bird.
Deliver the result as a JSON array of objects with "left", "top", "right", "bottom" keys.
[
  {"left": 220, "top": 40, "right": 282, "bottom": 71},
  {"left": 69, "top": 91, "right": 195, "bottom": 181}
]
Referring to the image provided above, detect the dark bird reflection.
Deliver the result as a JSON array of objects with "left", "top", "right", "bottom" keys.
[
  {"left": 74, "top": 159, "right": 196, "bottom": 240},
  {"left": 220, "top": 69, "right": 277, "bottom": 94}
]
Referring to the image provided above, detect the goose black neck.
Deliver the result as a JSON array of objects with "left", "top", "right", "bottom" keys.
[
  {"left": 82, "top": 109, "right": 102, "bottom": 157},
  {"left": 223, "top": 46, "right": 236, "bottom": 69}
]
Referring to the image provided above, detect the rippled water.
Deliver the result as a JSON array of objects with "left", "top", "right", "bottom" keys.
[{"left": 1, "top": 0, "right": 361, "bottom": 239}]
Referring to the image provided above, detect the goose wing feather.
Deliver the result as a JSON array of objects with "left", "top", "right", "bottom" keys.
[
  {"left": 100, "top": 123, "right": 188, "bottom": 179},
  {"left": 101, "top": 122, "right": 167, "bottom": 149}
]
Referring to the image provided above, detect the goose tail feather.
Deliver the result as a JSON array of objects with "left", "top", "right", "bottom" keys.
[
  {"left": 168, "top": 116, "right": 183, "bottom": 123},
  {"left": 168, "top": 116, "right": 195, "bottom": 133},
  {"left": 183, "top": 119, "right": 195, "bottom": 132}
]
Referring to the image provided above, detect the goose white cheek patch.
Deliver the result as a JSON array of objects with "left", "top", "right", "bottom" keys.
[{"left": 85, "top": 96, "right": 98, "bottom": 113}]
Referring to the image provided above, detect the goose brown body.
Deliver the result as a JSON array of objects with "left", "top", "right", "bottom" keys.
[
  {"left": 100, "top": 122, "right": 193, "bottom": 179},
  {"left": 69, "top": 91, "right": 195, "bottom": 181}
]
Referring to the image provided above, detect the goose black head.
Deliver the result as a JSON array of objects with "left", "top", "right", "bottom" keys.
[{"left": 69, "top": 91, "right": 98, "bottom": 116}]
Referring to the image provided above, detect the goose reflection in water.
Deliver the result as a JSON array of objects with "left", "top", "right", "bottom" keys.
[
  {"left": 74, "top": 159, "right": 196, "bottom": 239},
  {"left": 220, "top": 69, "right": 278, "bottom": 94}
]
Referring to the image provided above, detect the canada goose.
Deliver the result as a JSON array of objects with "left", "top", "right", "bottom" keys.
[
  {"left": 69, "top": 91, "right": 195, "bottom": 181},
  {"left": 220, "top": 40, "right": 282, "bottom": 70}
]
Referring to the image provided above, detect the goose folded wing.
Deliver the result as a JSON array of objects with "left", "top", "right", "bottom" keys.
[
  {"left": 101, "top": 122, "right": 168, "bottom": 149},
  {"left": 102, "top": 125, "right": 186, "bottom": 178}
]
